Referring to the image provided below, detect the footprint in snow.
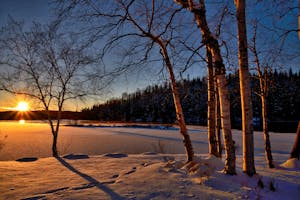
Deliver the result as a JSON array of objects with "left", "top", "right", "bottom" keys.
[
  {"left": 125, "top": 167, "right": 137, "bottom": 175},
  {"left": 63, "top": 154, "right": 89, "bottom": 160}
]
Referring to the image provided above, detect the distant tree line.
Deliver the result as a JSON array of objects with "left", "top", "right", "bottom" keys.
[
  {"left": 0, "top": 111, "right": 83, "bottom": 121},
  {"left": 82, "top": 69, "right": 300, "bottom": 132}
]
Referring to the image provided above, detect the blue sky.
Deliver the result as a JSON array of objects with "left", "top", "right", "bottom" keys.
[
  {"left": 0, "top": 0, "right": 51, "bottom": 25},
  {"left": 0, "top": 0, "right": 299, "bottom": 111},
  {"left": 0, "top": 0, "right": 203, "bottom": 111}
]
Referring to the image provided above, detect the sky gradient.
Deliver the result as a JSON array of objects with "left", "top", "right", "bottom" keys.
[{"left": 0, "top": 0, "right": 299, "bottom": 111}]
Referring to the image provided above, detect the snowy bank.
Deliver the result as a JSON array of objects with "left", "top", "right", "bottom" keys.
[{"left": 1, "top": 154, "right": 300, "bottom": 200}]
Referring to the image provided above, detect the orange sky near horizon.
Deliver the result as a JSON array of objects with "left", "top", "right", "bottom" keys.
[{"left": 0, "top": 93, "right": 86, "bottom": 112}]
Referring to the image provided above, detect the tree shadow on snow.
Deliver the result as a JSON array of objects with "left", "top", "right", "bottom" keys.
[{"left": 55, "top": 157, "right": 125, "bottom": 200}]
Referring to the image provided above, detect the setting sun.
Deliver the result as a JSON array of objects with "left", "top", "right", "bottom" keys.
[{"left": 16, "top": 101, "right": 29, "bottom": 112}]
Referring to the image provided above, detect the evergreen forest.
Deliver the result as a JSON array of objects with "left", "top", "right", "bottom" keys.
[{"left": 82, "top": 69, "right": 300, "bottom": 132}]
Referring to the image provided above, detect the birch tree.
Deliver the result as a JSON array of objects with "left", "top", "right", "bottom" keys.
[
  {"left": 175, "top": 0, "right": 236, "bottom": 174},
  {"left": 234, "top": 0, "right": 256, "bottom": 176},
  {"left": 206, "top": 47, "right": 218, "bottom": 157},
  {"left": 56, "top": 0, "right": 195, "bottom": 161},
  {"left": 116, "top": 0, "right": 195, "bottom": 162},
  {"left": 249, "top": 22, "right": 275, "bottom": 168}
]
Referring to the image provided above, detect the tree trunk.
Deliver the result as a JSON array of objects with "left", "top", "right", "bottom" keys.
[
  {"left": 261, "top": 94, "right": 274, "bottom": 167},
  {"left": 175, "top": 0, "right": 235, "bottom": 174},
  {"left": 46, "top": 112, "right": 59, "bottom": 157},
  {"left": 207, "top": 47, "right": 218, "bottom": 157},
  {"left": 216, "top": 74, "right": 236, "bottom": 174},
  {"left": 192, "top": 0, "right": 236, "bottom": 174},
  {"left": 290, "top": 122, "right": 300, "bottom": 159},
  {"left": 251, "top": 23, "right": 274, "bottom": 168},
  {"left": 52, "top": 132, "right": 58, "bottom": 157},
  {"left": 215, "top": 83, "right": 222, "bottom": 158},
  {"left": 159, "top": 42, "right": 194, "bottom": 162},
  {"left": 235, "top": 0, "right": 256, "bottom": 176}
]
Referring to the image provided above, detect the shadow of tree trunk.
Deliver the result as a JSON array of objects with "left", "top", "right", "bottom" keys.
[{"left": 55, "top": 157, "right": 125, "bottom": 200}]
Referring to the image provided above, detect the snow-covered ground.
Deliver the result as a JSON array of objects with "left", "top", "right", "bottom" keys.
[{"left": 0, "top": 121, "right": 299, "bottom": 199}]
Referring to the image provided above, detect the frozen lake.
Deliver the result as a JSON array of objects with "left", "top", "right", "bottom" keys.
[{"left": 0, "top": 120, "right": 296, "bottom": 162}]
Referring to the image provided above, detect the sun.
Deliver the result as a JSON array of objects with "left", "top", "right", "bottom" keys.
[{"left": 16, "top": 101, "right": 29, "bottom": 112}]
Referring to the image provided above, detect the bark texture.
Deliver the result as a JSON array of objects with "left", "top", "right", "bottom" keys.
[
  {"left": 215, "top": 84, "right": 222, "bottom": 158},
  {"left": 175, "top": 0, "right": 236, "bottom": 174},
  {"left": 216, "top": 74, "right": 236, "bottom": 174},
  {"left": 261, "top": 95, "right": 274, "bottom": 167},
  {"left": 207, "top": 47, "right": 218, "bottom": 157},
  {"left": 235, "top": 0, "right": 256, "bottom": 176},
  {"left": 159, "top": 42, "right": 194, "bottom": 162}
]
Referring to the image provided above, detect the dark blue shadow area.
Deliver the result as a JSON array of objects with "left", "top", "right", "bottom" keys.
[{"left": 55, "top": 157, "right": 125, "bottom": 200}]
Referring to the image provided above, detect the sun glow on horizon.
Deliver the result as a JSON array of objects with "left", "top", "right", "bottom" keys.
[
  {"left": 16, "top": 101, "right": 29, "bottom": 112},
  {"left": 19, "top": 119, "right": 25, "bottom": 124}
]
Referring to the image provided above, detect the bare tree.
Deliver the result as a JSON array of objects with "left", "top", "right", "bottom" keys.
[
  {"left": 117, "top": 0, "right": 195, "bottom": 162},
  {"left": 56, "top": 0, "right": 195, "bottom": 161},
  {"left": 234, "top": 0, "right": 256, "bottom": 176},
  {"left": 249, "top": 22, "right": 275, "bottom": 168},
  {"left": 0, "top": 19, "right": 107, "bottom": 157},
  {"left": 175, "top": 0, "right": 236, "bottom": 174}
]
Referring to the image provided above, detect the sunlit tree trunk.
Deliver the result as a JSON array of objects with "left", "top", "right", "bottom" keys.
[
  {"left": 216, "top": 73, "right": 236, "bottom": 174},
  {"left": 175, "top": 0, "right": 236, "bottom": 174},
  {"left": 159, "top": 41, "right": 194, "bottom": 162},
  {"left": 195, "top": 0, "right": 235, "bottom": 174},
  {"left": 215, "top": 82, "right": 222, "bottom": 158},
  {"left": 290, "top": 122, "right": 300, "bottom": 160},
  {"left": 207, "top": 47, "right": 218, "bottom": 157},
  {"left": 234, "top": 0, "right": 256, "bottom": 176}
]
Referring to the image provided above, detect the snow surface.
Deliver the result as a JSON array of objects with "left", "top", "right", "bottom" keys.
[{"left": 0, "top": 121, "right": 300, "bottom": 199}]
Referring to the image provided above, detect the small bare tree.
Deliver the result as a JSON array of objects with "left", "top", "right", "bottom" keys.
[
  {"left": 249, "top": 22, "right": 275, "bottom": 168},
  {"left": 0, "top": 19, "right": 107, "bottom": 157}
]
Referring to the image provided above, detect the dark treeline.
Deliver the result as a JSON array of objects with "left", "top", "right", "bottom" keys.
[{"left": 82, "top": 69, "right": 300, "bottom": 132}]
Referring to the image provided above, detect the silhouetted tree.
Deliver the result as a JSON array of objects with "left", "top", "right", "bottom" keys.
[{"left": 0, "top": 19, "right": 107, "bottom": 156}]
